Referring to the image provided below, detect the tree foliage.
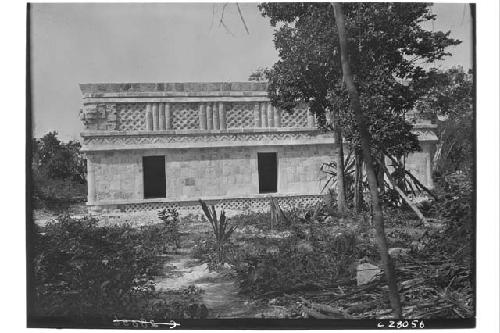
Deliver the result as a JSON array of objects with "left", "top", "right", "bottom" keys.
[
  {"left": 33, "top": 131, "right": 86, "bottom": 182},
  {"left": 258, "top": 2, "right": 461, "bottom": 157},
  {"left": 248, "top": 67, "right": 270, "bottom": 82},
  {"left": 32, "top": 131, "right": 87, "bottom": 204},
  {"left": 414, "top": 67, "right": 473, "bottom": 175}
]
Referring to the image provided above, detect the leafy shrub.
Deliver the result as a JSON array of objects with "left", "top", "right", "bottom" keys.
[
  {"left": 32, "top": 168, "right": 87, "bottom": 207},
  {"left": 233, "top": 223, "right": 359, "bottom": 296},
  {"left": 427, "top": 172, "right": 473, "bottom": 257},
  {"left": 232, "top": 211, "right": 280, "bottom": 230},
  {"left": 157, "top": 208, "right": 181, "bottom": 248},
  {"left": 32, "top": 215, "right": 185, "bottom": 321},
  {"left": 191, "top": 238, "right": 238, "bottom": 271}
]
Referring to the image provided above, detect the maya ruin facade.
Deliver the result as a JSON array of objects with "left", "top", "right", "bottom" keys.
[{"left": 79, "top": 82, "right": 437, "bottom": 217}]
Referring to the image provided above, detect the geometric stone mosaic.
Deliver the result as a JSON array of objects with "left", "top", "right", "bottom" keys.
[
  {"left": 117, "top": 103, "right": 146, "bottom": 131},
  {"left": 281, "top": 106, "right": 309, "bottom": 128},
  {"left": 91, "top": 194, "right": 324, "bottom": 215},
  {"left": 172, "top": 103, "right": 199, "bottom": 130},
  {"left": 83, "top": 102, "right": 313, "bottom": 132},
  {"left": 83, "top": 130, "right": 326, "bottom": 147},
  {"left": 227, "top": 103, "right": 255, "bottom": 129}
]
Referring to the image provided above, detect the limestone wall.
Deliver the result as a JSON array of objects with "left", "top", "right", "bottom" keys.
[
  {"left": 90, "top": 151, "right": 143, "bottom": 202},
  {"left": 87, "top": 144, "right": 334, "bottom": 206},
  {"left": 80, "top": 82, "right": 439, "bottom": 213},
  {"left": 279, "top": 145, "right": 332, "bottom": 194},
  {"left": 405, "top": 142, "right": 436, "bottom": 189}
]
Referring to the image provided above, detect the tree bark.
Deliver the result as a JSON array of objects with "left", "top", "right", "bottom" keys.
[
  {"left": 377, "top": 153, "right": 386, "bottom": 195},
  {"left": 354, "top": 150, "right": 363, "bottom": 212},
  {"left": 333, "top": 112, "right": 347, "bottom": 213},
  {"left": 269, "top": 196, "right": 288, "bottom": 228},
  {"left": 332, "top": 3, "right": 402, "bottom": 318}
]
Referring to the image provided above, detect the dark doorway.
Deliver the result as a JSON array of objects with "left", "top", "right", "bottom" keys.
[
  {"left": 143, "top": 156, "right": 166, "bottom": 199},
  {"left": 258, "top": 152, "right": 278, "bottom": 194}
]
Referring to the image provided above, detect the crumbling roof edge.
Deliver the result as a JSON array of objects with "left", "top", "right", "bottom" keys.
[{"left": 79, "top": 82, "right": 269, "bottom": 94}]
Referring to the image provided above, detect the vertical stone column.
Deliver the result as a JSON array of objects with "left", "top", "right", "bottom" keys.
[
  {"left": 424, "top": 144, "right": 434, "bottom": 189},
  {"left": 273, "top": 106, "right": 281, "bottom": 127},
  {"left": 260, "top": 102, "right": 268, "bottom": 128},
  {"left": 159, "top": 103, "right": 166, "bottom": 130},
  {"left": 326, "top": 109, "right": 333, "bottom": 128},
  {"left": 152, "top": 103, "right": 159, "bottom": 130},
  {"left": 219, "top": 102, "right": 226, "bottom": 130},
  {"left": 307, "top": 110, "right": 315, "bottom": 128},
  {"left": 206, "top": 103, "right": 213, "bottom": 130},
  {"left": 253, "top": 103, "right": 261, "bottom": 128},
  {"left": 165, "top": 103, "right": 172, "bottom": 130},
  {"left": 146, "top": 103, "right": 153, "bottom": 131},
  {"left": 267, "top": 103, "right": 274, "bottom": 127},
  {"left": 212, "top": 102, "right": 220, "bottom": 130},
  {"left": 198, "top": 103, "right": 207, "bottom": 130},
  {"left": 87, "top": 156, "right": 96, "bottom": 204}
]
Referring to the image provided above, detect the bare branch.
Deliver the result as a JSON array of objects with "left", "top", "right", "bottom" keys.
[
  {"left": 236, "top": 3, "right": 250, "bottom": 34},
  {"left": 209, "top": 3, "right": 216, "bottom": 31},
  {"left": 218, "top": 3, "right": 228, "bottom": 28},
  {"left": 220, "top": 19, "right": 235, "bottom": 37},
  {"left": 218, "top": 3, "right": 235, "bottom": 36}
]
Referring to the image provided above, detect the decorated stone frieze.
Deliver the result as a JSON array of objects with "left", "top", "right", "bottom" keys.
[
  {"left": 79, "top": 82, "right": 315, "bottom": 133},
  {"left": 80, "top": 103, "right": 118, "bottom": 130},
  {"left": 412, "top": 128, "right": 439, "bottom": 142},
  {"left": 82, "top": 130, "right": 334, "bottom": 150}
]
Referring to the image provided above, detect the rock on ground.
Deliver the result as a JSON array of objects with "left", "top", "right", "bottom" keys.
[
  {"left": 356, "top": 263, "right": 381, "bottom": 286},
  {"left": 388, "top": 247, "right": 411, "bottom": 259}
]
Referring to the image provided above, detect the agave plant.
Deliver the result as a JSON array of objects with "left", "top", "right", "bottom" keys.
[{"left": 198, "top": 199, "right": 237, "bottom": 264}]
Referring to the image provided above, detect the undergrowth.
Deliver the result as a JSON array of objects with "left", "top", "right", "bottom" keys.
[{"left": 32, "top": 214, "right": 205, "bottom": 322}]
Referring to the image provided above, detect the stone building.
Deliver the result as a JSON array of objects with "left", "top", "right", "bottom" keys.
[{"left": 79, "top": 82, "right": 437, "bottom": 217}]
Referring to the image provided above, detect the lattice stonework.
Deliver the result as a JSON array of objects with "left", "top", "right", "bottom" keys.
[
  {"left": 226, "top": 103, "right": 255, "bottom": 129},
  {"left": 281, "top": 107, "right": 309, "bottom": 128},
  {"left": 172, "top": 103, "right": 199, "bottom": 130},
  {"left": 117, "top": 103, "right": 146, "bottom": 131},
  {"left": 92, "top": 195, "right": 323, "bottom": 215}
]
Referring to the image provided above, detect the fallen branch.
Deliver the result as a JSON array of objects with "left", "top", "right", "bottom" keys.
[
  {"left": 380, "top": 162, "right": 428, "bottom": 224},
  {"left": 300, "top": 297, "right": 350, "bottom": 318},
  {"left": 301, "top": 306, "right": 344, "bottom": 319},
  {"left": 383, "top": 152, "right": 438, "bottom": 201}
]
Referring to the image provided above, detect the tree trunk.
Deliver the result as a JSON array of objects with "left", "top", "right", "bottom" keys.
[
  {"left": 269, "top": 196, "right": 288, "bottom": 228},
  {"left": 377, "top": 153, "right": 386, "bottom": 195},
  {"left": 332, "top": 3, "right": 402, "bottom": 318},
  {"left": 333, "top": 113, "right": 347, "bottom": 213},
  {"left": 354, "top": 150, "right": 363, "bottom": 212}
]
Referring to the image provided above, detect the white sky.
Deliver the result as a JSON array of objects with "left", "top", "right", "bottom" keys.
[{"left": 30, "top": 2, "right": 473, "bottom": 141}]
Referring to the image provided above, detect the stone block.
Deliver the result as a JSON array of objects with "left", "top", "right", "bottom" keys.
[{"left": 356, "top": 263, "right": 381, "bottom": 286}]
